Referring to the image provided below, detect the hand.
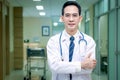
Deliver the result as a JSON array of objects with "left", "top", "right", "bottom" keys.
[{"left": 81, "top": 53, "right": 97, "bottom": 69}]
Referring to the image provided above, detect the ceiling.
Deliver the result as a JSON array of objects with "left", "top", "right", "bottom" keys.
[{"left": 8, "top": 0, "right": 98, "bottom": 22}]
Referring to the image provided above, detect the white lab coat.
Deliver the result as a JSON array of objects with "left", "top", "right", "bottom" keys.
[{"left": 47, "top": 30, "right": 96, "bottom": 80}]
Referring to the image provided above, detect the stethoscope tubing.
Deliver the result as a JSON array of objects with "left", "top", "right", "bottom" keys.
[{"left": 59, "top": 31, "right": 87, "bottom": 60}]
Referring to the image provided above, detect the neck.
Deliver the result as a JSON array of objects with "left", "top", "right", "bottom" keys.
[{"left": 66, "top": 29, "right": 77, "bottom": 36}]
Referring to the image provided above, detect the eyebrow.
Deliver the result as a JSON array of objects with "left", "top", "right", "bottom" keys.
[{"left": 64, "top": 12, "right": 79, "bottom": 14}]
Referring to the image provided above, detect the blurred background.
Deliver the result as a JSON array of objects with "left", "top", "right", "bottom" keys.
[{"left": 0, "top": 0, "right": 120, "bottom": 80}]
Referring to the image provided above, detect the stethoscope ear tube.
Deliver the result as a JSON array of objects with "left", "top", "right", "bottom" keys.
[
  {"left": 78, "top": 39, "right": 87, "bottom": 45},
  {"left": 59, "top": 32, "right": 87, "bottom": 61}
]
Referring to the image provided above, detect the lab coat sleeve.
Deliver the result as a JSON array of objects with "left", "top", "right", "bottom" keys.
[
  {"left": 78, "top": 37, "right": 96, "bottom": 74},
  {"left": 47, "top": 36, "right": 81, "bottom": 74}
]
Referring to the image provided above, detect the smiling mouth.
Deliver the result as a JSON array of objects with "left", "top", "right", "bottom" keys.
[{"left": 68, "top": 23, "right": 75, "bottom": 27}]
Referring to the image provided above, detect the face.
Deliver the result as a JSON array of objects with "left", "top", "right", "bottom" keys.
[{"left": 61, "top": 5, "right": 82, "bottom": 34}]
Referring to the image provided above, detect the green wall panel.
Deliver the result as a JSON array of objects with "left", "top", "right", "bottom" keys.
[
  {"left": 118, "top": 8, "right": 120, "bottom": 80},
  {"left": 108, "top": 10, "right": 116, "bottom": 80}
]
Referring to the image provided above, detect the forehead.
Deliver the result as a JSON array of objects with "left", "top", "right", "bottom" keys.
[{"left": 64, "top": 5, "right": 79, "bottom": 14}]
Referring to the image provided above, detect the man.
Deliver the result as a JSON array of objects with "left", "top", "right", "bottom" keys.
[{"left": 47, "top": 1, "right": 97, "bottom": 80}]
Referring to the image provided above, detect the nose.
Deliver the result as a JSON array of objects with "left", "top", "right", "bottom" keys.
[{"left": 69, "top": 16, "right": 74, "bottom": 21}]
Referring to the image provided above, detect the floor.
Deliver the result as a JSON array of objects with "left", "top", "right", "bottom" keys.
[
  {"left": 5, "top": 52, "right": 107, "bottom": 80},
  {"left": 5, "top": 57, "right": 52, "bottom": 80},
  {"left": 92, "top": 72, "right": 108, "bottom": 80},
  {"left": 5, "top": 61, "right": 108, "bottom": 80},
  {"left": 5, "top": 70, "right": 108, "bottom": 80}
]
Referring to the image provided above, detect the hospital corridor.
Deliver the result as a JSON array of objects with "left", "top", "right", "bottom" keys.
[{"left": 0, "top": 0, "right": 120, "bottom": 80}]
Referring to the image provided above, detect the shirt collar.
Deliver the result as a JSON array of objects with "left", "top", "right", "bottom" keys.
[{"left": 62, "top": 29, "right": 81, "bottom": 41}]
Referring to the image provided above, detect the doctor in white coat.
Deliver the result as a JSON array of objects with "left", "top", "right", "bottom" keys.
[{"left": 47, "top": 1, "right": 97, "bottom": 80}]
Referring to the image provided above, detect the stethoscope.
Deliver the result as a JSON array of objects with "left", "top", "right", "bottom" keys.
[{"left": 59, "top": 31, "right": 87, "bottom": 61}]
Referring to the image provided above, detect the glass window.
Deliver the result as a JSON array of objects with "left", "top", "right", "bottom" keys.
[
  {"left": 85, "top": 22, "right": 89, "bottom": 34},
  {"left": 103, "top": 0, "right": 108, "bottom": 12},
  {"left": 94, "top": 0, "right": 108, "bottom": 17},
  {"left": 110, "top": 0, "right": 115, "bottom": 9},
  {"left": 94, "top": 4, "right": 99, "bottom": 17},
  {"left": 85, "top": 10, "right": 90, "bottom": 22},
  {"left": 119, "top": 0, "right": 120, "bottom": 6},
  {"left": 99, "top": 1, "right": 104, "bottom": 14}
]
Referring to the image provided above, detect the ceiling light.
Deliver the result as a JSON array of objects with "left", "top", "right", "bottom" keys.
[
  {"left": 39, "top": 12, "right": 46, "bottom": 16},
  {"left": 33, "top": 0, "right": 41, "bottom": 1},
  {"left": 36, "top": 5, "right": 44, "bottom": 10},
  {"left": 59, "top": 18, "right": 62, "bottom": 22},
  {"left": 53, "top": 22, "right": 58, "bottom": 26}
]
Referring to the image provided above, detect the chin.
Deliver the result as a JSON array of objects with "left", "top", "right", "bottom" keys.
[{"left": 68, "top": 27, "right": 75, "bottom": 30}]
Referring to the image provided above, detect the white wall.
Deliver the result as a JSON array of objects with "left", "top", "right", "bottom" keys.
[{"left": 23, "top": 17, "right": 52, "bottom": 47}]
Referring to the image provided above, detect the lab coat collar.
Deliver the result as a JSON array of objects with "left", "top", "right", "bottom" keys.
[{"left": 62, "top": 30, "right": 81, "bottom": 42}]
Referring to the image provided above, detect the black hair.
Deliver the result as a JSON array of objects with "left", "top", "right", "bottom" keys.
[{"left": 62, "top": 1, "right": 81, "bottom": 16}]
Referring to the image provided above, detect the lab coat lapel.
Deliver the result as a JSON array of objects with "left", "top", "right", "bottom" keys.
[{"left": 61, "top": 34, "right": 69, "bottom": 61}]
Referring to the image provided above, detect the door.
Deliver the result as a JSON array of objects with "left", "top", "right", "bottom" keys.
[
  {"left": 96, "top": 15, "right": 108, "bottom": 80},
  {"left": 99, "top": 15, "right": 108, "bottom": 75},
  {"left": 93, "top": 14, "right": 109, "bottom": 80}
]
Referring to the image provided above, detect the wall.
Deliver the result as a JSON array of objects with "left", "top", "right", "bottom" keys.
[
  {"left": 23, "top": 17, "right": 52, "bottom": 48},
  {"left": 9, "top": 3, "right": 14, "bottom": 71},
  {"left": 89, "top": 6, "right": 94, "bottom": 37},
  {"left": 0, "top": 0, "right": 6, "bottom": 79}
]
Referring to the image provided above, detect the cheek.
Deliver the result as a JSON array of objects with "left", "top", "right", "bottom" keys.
[
  {"left": 75, "top": 20, "right": 81, "bottom": 24},
  {"left": 77, "top": 18, "right": 81, "bottom": 22},
  {"left": 62, "top": 19, "right": 69, "bottom": 25},
  {"left": 62, "top": 18, "right": 67, "bottom": 22}
]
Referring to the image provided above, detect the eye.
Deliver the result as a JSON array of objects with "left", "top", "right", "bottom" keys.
[
  {"left": 72, "top": 14, "right": 78, "bottom": 17},
  {"left": 65, "top": 14, "right": 70, "bottom": 17}
]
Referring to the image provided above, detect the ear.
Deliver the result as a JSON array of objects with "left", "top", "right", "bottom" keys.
[
  {"left": 79, "top": 16, "right": 82, "bottom": 22},
  {"left": 60, "top": 16, "right": 64, "bottom": 22}
]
